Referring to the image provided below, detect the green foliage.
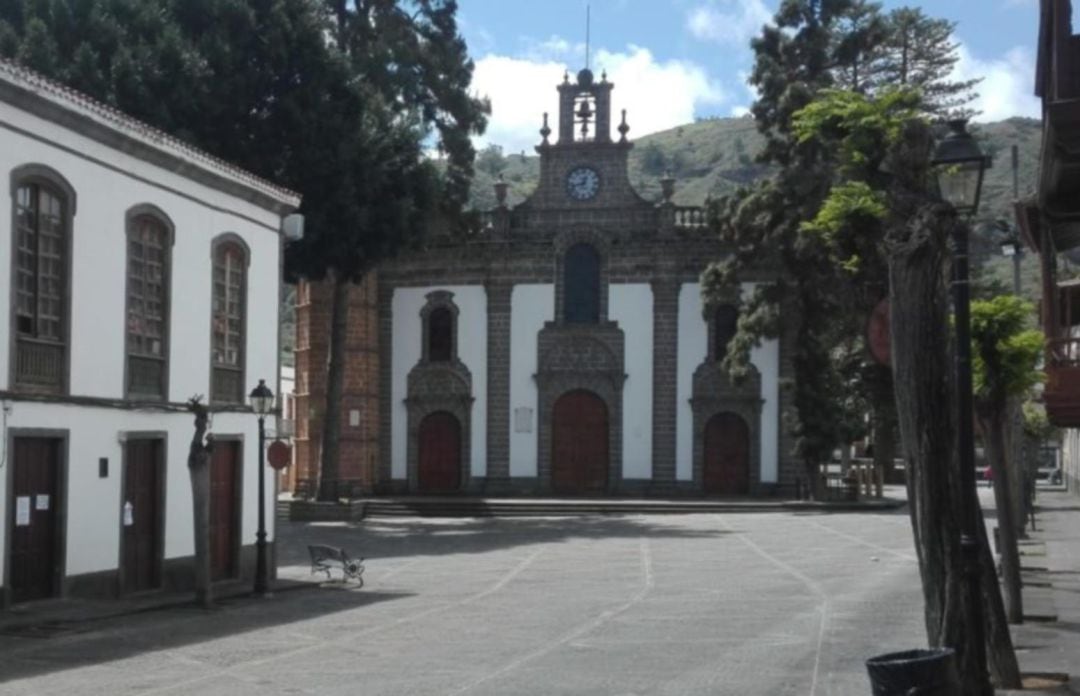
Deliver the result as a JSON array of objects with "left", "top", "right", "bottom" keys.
[
  {"left": 971, "top": 295, "right": 1045, "bottom": 402},
  {"left": 1022, "top": 401, "right": 1056, "bottom": 440},
  {"left": 476, "top": 144, "right": 506, "bottom": 177},
  {"left": 641, "top": 141, "right": 667, "bottom": 176},
  {"left": 792, "top": 87, "right": 923, "bottom": 175}
]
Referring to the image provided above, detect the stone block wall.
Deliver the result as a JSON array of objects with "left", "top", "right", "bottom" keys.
[{"left": 294, "top": 275, "right": 380, "bottom": 497}]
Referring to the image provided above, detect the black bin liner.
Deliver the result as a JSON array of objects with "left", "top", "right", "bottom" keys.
[{"left": 865, "top": 648, "right": 960, "bottom": 695}]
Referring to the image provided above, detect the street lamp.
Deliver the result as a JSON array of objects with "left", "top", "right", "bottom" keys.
[
  {"left": 249, "top": 379, "right": 274, "bottom": 596},
  {"left": 931, "top": 117, "right": 992, "bottom": 696}
]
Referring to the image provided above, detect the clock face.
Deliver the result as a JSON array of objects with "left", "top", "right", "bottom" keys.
[{"left": 566, "top": 167, "right": 601, "bottom": 201}]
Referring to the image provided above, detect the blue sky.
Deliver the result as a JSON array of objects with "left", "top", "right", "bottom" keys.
[{"left": 457, "top": 0, "right": 1042, "bottom": 152}]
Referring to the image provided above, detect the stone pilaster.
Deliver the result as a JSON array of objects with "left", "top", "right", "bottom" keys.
[
  {"left": 485, "top": 282, "right": 513, "bottom": 488},
  {"left": 651, "top": 279, "right": 680, "bottom": 488}
]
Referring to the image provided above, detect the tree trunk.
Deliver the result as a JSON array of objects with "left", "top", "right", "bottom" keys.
[
  {"left": 186, "top": 398, "right": 214, "bottom": 609},
  {"left": 977, "top": 405, "right": 1024, "bottom": 624},
  {"left": 318, "top": 270, "right": 351, "bottom": 501},
  {"left": 976, "top": 493, "right": 1023, "bottom": 685},
  {"left": 885, "top": 121, "right": 1020, "bottom": 691},
  {"left": 1005, "top": 398, "right": 1026, "bottom": 537},
  {"left": 870, "top": 365, "right": 896, "bottom": 492}
]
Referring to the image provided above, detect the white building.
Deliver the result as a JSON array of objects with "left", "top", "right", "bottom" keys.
[{"left": 0, "top": 59, "right": 299, "bottom": 605}]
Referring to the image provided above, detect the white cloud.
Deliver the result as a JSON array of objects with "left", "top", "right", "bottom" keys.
[
  {"left": 952, "top": 43, "right": 1040, "bottom": 121},
  {"left": 471, "top": 44, "right": 726, "bottom": 153},
  {"left": 730, "top": 105, "right": 751, "bottom": 117},
  {"left": 687, "top": 0, "right": 772, "bottom": 47}
]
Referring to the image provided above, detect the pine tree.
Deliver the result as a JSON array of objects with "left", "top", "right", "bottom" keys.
[{"left": 876, "top": 7, "right": 981, "bottom": 118}]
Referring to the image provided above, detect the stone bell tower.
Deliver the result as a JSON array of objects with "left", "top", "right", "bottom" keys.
[
  {"left": 531, "top": 68, "right": 638, "bottom": 210},
  {"left": 557, "top": 68, "right": 614, "bottom": 143}
]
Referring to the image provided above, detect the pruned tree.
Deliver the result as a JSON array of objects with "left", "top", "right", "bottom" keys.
[
  {"left": 971, "top": 295, "right": 1045, "bottom": 623},
  {"left": 791, "top": 84, "right": 1021, "bottom": 691},
  {"left": 186, "top": 396, "right": 214, "bottom": 609}
]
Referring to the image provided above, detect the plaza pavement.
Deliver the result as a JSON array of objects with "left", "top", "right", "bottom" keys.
[{"left": 0, "top": 505, "right": 935, "bottom": 696}]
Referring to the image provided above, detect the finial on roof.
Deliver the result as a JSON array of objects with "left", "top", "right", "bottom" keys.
[{"left": 540, "top": 112, "right": 551, "bottom": 145}]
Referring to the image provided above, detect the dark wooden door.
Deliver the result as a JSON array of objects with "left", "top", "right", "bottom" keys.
[
  {"left": 703, "top": 413, "right": 750, "bottom": 495},
  {"left": 209, "top": 441, "right": 240, "bottom": 581},
  {"left": 122, "top": 439, "right": 162, "bottom": 593},
  {"left": 552, "top": 390, "right": 609, "bottom": 494},
  {"left": 10, "top": 437, "right": 61, "bottom": 603},
  {"left": 418, "top": 412, "right": 461, "bottom": 493}
]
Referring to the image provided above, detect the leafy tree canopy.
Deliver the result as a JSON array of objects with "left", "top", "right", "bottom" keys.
[{"left": 970, "top": 295, "right": 1045, "bottom": 402}]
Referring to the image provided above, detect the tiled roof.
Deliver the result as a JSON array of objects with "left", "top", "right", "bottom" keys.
[{"left": 0, "top": 58, "right": 301, "bottom": 209}]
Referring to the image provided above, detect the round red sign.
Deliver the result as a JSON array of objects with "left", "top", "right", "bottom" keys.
[
  {"left": 866, "top": 298, "right": 891, "bottom": 366},
  {"left": 267, "top": 440, "right": 291, "bottom": 470}
]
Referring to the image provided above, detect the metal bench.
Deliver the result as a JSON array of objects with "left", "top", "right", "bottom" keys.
[{"left": 308, "top": 544, "right": 364, "bottom": 586}]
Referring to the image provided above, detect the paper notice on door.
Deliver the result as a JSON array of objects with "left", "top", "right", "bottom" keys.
[
  {"left": 35, "top": 494, "right": 49, "bottom": 511},
  {"left": 15, "top": 496, "right": 30, "bottom": 526},
  {"left": 123, "top": 501, "right": 134, "bottom": 527}
]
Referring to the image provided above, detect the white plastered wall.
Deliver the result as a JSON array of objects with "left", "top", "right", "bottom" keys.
[
  {"left": 0, "top": 95, "right": 281, "bottom": 586},
  {"left": 676, "top": 283, "right": 780, "bottom": 483},
  {"left": 390, "top": 286, "right": 487, "bottom": 480},
  {"left": 508, "top": 284, "right": 554, "bottom": 478},
  {"left": 610, "top": 284, "right": 653, "bottom": 479}
]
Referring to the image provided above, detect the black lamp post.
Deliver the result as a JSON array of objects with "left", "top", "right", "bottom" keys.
[
  {"left": 931, "top": 118, "right": 992, "bottom": 696},
  {"left": 249, "top": 379, "right": 274, "bottom": 597}
]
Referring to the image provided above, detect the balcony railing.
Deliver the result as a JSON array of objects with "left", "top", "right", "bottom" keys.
[
  {"left": 15, "top": 337, "right": 64, "bottom": 393},
  {"left": 1044, "top": 336, "right": 1080, "bottom": 426},
  {"left": 674, "top": 206, "right": 707, "bottom": 229}
]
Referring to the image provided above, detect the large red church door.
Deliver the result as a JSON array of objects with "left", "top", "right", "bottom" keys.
[
  {"left": 552, "top": 390, "right": 609, "bottom": 494},
  {"left": 703, "top": 412, "right": 750, "bottom": 495},
  {"left": 418, "top": 412, "right": 462, "bottom": 493}
]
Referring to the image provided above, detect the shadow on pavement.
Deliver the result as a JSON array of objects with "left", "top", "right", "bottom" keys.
[
  {"left": 278, "top": 514, "right": 732, "bottom": 566},
  {"left": 0, "top": 586, "right": 412, "bottom": 684}
]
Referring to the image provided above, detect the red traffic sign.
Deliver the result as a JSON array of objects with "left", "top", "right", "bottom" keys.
[
  {"left": 866, "top": 298, "right": 891, "bottom": 366},
  {"left": 267, "top": 440, "right": 291, "bottom": 470}
]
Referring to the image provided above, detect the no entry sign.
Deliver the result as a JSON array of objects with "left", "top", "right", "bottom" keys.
[{"left": 267, "top": 440, "right": 291, "bottom": 470}]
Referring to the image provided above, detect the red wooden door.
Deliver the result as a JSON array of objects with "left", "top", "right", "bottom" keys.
[
  {"left": 209, "top": 441, "right": 240, "bottom": 581},
  {"left": 122, "top": 439, "right": 162, "bottom": 592},
  {"left": 552, "top": 390, "right": 609, "bottom": 494},
  {"left": 10, "top": 438, "right": 61, "bottom": 603},
  {"left": 418, "top": 412, "right": 461, "bottom": 493},
  {"left": 703, "top": 413, "right": 750, "bottom": 495}
]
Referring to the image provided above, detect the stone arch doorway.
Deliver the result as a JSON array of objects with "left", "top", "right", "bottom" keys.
[
  {"left": 703, "top": 412, "right": 750, "bottom": 495},
  {"left": 551, "top": 390, "right": 609, "bottom": 494},
  {"left": 418, "top": 411, "right": 462, "bottom": 493}
]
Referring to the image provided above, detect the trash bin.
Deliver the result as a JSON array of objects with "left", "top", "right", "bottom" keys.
[{"left": 865, "top": 648, "right": 960, "bottom": 695}]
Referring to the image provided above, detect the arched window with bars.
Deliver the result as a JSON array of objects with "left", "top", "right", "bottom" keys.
[
  {"left": 11, "top": 166, "right": 75, "bottom": 393},
  {"left": 126, "top": 209, "right": 172, "bottom": 399},
  {"left": 210, "top": 235, "right": 248, "bottom": 404}
]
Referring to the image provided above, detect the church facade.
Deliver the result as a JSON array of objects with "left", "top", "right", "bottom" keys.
[{"left": 294, "top": 69, "right": 800, "bottom": 497}]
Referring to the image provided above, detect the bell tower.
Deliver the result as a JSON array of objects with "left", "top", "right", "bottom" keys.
[{"left": 557, "top": 69, "right": 614, "bottom": 144}]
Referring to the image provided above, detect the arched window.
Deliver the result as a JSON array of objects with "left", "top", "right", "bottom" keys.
[
  {"left": 12, "top": 173, "right": 72, "bottom": 393},
  {"left": 428, "top": 306, "right": 453, "bottom": 362},
  {"left": 126, "top": 211, "right": 171, "bottom": 399},
  {"left": 714, "top": 305, "right": 738, "bottom": 362},
  {"left": 563, "top": 243, "right": 600, "bottom": 324},
  {"left": 211, "top": 237, "right": 248, "bottom": 404}
]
